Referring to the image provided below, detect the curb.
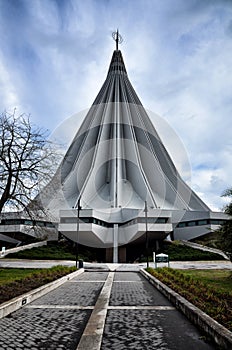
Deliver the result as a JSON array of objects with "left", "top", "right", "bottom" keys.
[
  {"left": 0, "top": 241, "right": 47, "bottom": 259},
  {"left": 179, "top": 240, "right": 230, "bottom": 260},
  {"left": 0, "top": 268, "right": 84, "bottom": 319},
  {"left": 140, "top": 268, "right": 232, "bottom": 350}
]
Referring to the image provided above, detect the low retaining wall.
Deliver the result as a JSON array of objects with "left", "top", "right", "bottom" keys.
[
  {"left": 0, "top": 268, "right": 84, "bottom": 319},
  {"left": 140, "top": 268, "right": 232, "bottom": 350},
  {"left": 0, "top": 241, "right": 47, "bottom": 258}
]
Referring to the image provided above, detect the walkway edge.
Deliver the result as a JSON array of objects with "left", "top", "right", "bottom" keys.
[
  {"left": 0, "top": 268, "right": 84, "bottom": 319},
  {"left": 140, "top": 268, "right": 232, "bottom": 350}
]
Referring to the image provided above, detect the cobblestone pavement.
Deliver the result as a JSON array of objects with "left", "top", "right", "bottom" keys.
[
  {"left": 1, "top": 308, "right": 90, "bottom": 350},
  {"left": 0, "top": 271, "right": 107, "bottom": 350},
  {"left": 0, "top": 270, "right": 218, "bottom": 349},
  {"left": 101, "top": 272, "right": 216, "bottom": 350}
]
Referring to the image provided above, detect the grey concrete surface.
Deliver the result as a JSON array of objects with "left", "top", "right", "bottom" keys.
[
  {"left": 0, "top": 270, "right": 218, "bottom": 349},
  {"left": 0, "top": 259, "right": 232, "bottom": 270},
  {"left": 0, "top": 271, "right": 107, "bottom": 350},
  {"left": 101, "top": 272, "right": 216, "bottom": 350},
  {"left": 0, "top": 259, "right": 76, "bottom": 268}
]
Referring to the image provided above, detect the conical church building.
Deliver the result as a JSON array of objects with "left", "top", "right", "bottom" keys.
[{"left": 41, "top": 33, "right": 227, "bottom": 262}]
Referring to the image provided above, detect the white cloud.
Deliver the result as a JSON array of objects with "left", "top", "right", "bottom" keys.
[{"left": 0, "top": 58, "right": 19, "bottom": 108}]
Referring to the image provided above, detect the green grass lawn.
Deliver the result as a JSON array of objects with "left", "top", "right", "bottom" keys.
[
  {"left": 6, "top": 244, "right": 76, "bottom": 260},
  {"left": 5, "top": 242, "right": 96, "bottom": 261},
  {"left": 160, "top": 242, "right": 225, "bottom": 261},
  {"left": 179, "top": 269, "right": 232, "bottom": 293},
  {"left": 0, "top": 268, "right": 43, "bottom": 285},
  {"left": 0, "top": 266, "right": 76, "bottom": 304}
]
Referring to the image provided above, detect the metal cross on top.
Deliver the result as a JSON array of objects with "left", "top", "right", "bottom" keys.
[{"left": 112, "top": 29, "right": 123, "bottom": 50}]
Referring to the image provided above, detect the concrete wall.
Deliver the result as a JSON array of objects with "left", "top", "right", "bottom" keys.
[
  {"left": 0, "top": 241, "right": 47, "bottom": 258},
  {"left": 179, "top": 240, "right": 229, "bottom": 260}
]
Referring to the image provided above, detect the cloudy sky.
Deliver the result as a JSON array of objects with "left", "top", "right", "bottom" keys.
[{"left": 0, "top": 0, "right": 231, "bottom": 211}]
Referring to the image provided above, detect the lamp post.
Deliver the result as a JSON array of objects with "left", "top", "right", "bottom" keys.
[
  {"left": 144, "top": 201, "right": 149, "bottom": 268},
  {"left": 75, "top": 197, "right": 81, "bottom": 269}
]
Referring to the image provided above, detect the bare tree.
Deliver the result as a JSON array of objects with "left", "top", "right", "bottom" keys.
[{"left": 0, "top": 110, "right": 59, "bottom": 216}]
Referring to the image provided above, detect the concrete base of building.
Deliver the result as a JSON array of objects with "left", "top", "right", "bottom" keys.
[{"left": 105, "top": 246, "right": 127, "bottom": 263}]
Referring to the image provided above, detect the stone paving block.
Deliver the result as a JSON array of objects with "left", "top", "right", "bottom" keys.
[
  {"left": 0, "top": 308, "right": 91, "bottom": 350},
  {"left": 101, "top": 309, "right": 216, "bottom": 350},
  {"left": 72, "top": 271, "right": 108, "bottom": 281},
  {"left": 0, "top": 271, "right": 219, "bottom": 350},
  {"left": 0, "top": 271, "right": 106, "bottom": 349},
  {"left": 110, "top": 273, "right": 171, "bottom": 306},
  {"left": 30, "top": 281, "right": 103, "bottom": 306},
  {"left": 113, "top": 272, "right": 144, "bottom": 281}
]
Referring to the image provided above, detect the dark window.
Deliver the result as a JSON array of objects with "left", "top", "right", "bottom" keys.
[
  {"left": 36, "top": 221, "right": 45, "bottom": 227},
  {"left": 24, "top": 220, "right": 33, "bottom": 225},
  {"left": 178, "top": 222, "right": 186, "bottom": 228},
  {"left": 198, "top": 220, "right": 207, "bottom": 226},
  {"left": 187, "top": 221, "right": 196, "bottom": 226},
  {"left": 156, "top": 218, "right": 167, "bottom": 223},
  {"left": 45, "top": 222, "right": 54, "bottom": 228},
  {"left": 210, "top": 219, "right": 225, "bottom": 225},
  {"left": 5, "top": 219, "right": 21, "bottom": 225}
]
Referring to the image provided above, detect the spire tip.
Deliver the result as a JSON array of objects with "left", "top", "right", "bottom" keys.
[{"left": 112, "top": 30, "right": 123, "bottom": 50}]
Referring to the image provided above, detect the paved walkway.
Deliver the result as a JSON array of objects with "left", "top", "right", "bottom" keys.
[
  {"left": 1, "top": 259, "right": 231, "bottom": 270},
  {"left": 0, "top": 270, "right": 217, "bottom": 349}
]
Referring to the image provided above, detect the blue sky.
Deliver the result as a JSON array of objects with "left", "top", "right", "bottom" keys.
[{"left": 0, "top": 0, "right": 232, "bottom": 211}]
